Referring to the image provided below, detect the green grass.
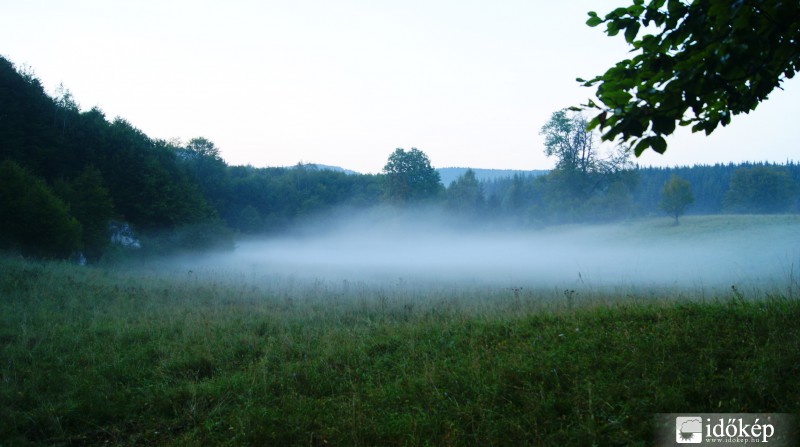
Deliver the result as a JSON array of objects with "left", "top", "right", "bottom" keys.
[
  {"left": 1, "top": 245, "right": 799, "bottom": 445},
  {"left": 630, "top": 213, "right": 800, "bottom": 237}
]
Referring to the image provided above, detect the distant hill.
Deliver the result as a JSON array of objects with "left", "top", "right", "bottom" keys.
[
  {"left": 437, "top": 167, "right": 548, "bottom": 186},
  {"left": 308, "top": 164, "right": 360, "bottom": 175},
  {"left": 290, "top": 165, "right": 550, "bottom": 184},
  {"left": 283, "top": 163, "right": 361, "bottom": 175}
]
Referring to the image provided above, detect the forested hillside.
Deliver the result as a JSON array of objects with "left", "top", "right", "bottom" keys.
[
  {"left": 0, "top": 58, "right": 214, "bottom": 258},
  {"left": 0, "top": 57, "right": 383, "bottom": 259},
  {"left": 1, "top": 56, "right": 797, "bottom": 261}
]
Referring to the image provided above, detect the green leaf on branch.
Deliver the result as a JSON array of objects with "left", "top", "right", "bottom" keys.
[
  {"left": 649, "top": 135, "right": 667, "bottom": 154},
  {"left": 624, "top": 22, "right": 640, "bottom": 43},
  {"left": 651, "top": 116, "right": 676, "bottom": 135},
  {"left": 586, "top": 15, "right": 604, "bottom": 27}
]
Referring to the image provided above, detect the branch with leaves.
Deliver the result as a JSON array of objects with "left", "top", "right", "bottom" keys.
[{"left": 578, "top": 0, "right": 800, "bottom": 156}]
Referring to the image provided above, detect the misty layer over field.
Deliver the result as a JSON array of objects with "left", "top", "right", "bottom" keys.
[{"left": 185, "top": 211, "right": 800, "bottom": 292}]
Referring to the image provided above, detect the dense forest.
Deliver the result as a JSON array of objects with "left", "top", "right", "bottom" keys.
[
  {"left": 483, "top": 161, "right": 800, "bottom": 224},
  {"left": 1, "top": 56, "right": 798, "bottom": 261}
]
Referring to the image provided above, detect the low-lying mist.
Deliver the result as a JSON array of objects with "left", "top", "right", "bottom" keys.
[{"left": 170, "top": 210, "right": 799, "bottom": 295}]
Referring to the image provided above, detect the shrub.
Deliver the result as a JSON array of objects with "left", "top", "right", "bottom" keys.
[{"left": 0, "top": 160, "right": 81, "bottom": 258}]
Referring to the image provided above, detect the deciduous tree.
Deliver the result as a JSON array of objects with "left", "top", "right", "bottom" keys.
[
  {"left": 178, "top": 137, "right": 230, "bottom": 216},
  {"left": 541, "top": 109, "right": 598, "bottom": 174},
  {"left": 541, "top": 109, "right": 631, "bottom": 175},
  {"left": 0, "top": 160, "right": 82, "bottom": 257},
  {"left": 659, "top": 174, "right": 694, "bottom": 224},
  {"left": 53, "top": 165, "right": 115, "bottom": 260},
  {"left": 539, "top": 109, "right": 633, "bottom": 214},
  {"left": 383, "top": 148, "right": 442, "bottom": 204},
  {"left": 580, "top": 0, "right": 800, "bottom": 155}
]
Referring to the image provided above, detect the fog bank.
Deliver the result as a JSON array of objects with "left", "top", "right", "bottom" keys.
[{"left": 177, "top": 212, "right": 800, "bottom": 294}]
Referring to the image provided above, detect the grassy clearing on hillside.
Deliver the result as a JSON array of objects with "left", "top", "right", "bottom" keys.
[{"left": 1, "top": 248, "right": 799, "bottom": 446}]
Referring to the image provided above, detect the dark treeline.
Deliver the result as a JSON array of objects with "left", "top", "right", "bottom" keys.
[
  {"left": 632, "top": 163, "right": 800, "bottom": 215},
  {"left": 482, "top": 162, "right": 800, "bottom": 224},
  {"left": 1, "top": 56, "right": 798, "bottom": 261}
]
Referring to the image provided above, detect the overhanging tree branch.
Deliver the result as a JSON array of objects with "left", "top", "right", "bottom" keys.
[{"left": 579, "top": 0, "right": 800, "bottom": 156}]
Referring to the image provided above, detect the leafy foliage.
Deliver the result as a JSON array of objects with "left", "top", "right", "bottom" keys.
[
  {"left": 0, "top": 57, "right": 214, "bottom": 227},
  {"left": 383, "top": 148, "right": 443, "bottom": 204},
  {"left": 101, "top": 121, "right": 214, "bottom": 229},
  {"left": 0, "top": 57, "right": 225, "bottom": 258},
  {"left": 659, "top": 174, "right": 694, "bottom": 224},
  {"left": 177, "top": 137, "right": 231, "bottom": 216},
  {"left": 723, "top": 166, "right": 797, "bottom": 213},
  {"left": 540, "top": 109, "right": 599, "bottom": 174},
  {"left": 535, "top": 110, "right": 635, "bottom": 222},
  {"left": 580, "top": 0, "right": 800, "bottom": 155},
  {"left": 221, "top": 164, "right": 383, "bottom": 233},
  {"left": 53, "top": 166, "right": 115, "bottom": 260},
  {"left": 0, "top": 160, "right": 82, "bottom": 257}
]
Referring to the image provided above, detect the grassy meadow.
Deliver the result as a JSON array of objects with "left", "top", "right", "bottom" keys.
[{"left": 1, "top": 215, "right": 800, "bottom": 446}]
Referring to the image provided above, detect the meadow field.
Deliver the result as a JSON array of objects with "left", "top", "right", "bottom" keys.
[{"left": 1, "top": 215, "right": 799, "bottom": 446}]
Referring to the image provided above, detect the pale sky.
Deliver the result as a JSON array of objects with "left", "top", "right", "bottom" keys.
[{"left": 3, "top": 1, "right": 798, "bottom": 173}]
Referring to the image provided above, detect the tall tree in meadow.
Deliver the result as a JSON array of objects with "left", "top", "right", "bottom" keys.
[
  {"left": 539, "top": 109, "right": 632, "bottom": 221},
  {"left": 541, "top": 109, "right": 599, "bottom": 175},
  {"left": 659, "top": 174, "right": 694, "bottom": 225},
  {"left": 383, "top": 148, "right": 442, "bottom": 204}
]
